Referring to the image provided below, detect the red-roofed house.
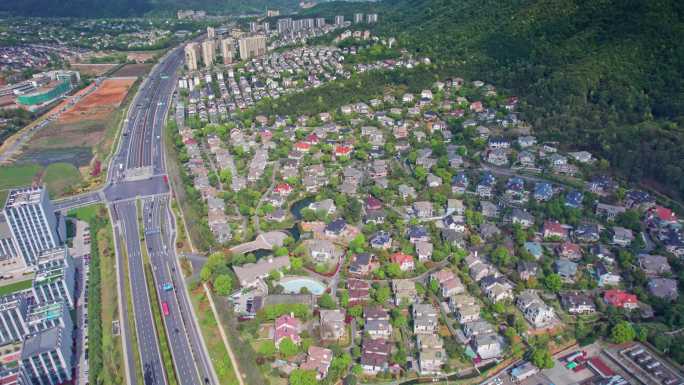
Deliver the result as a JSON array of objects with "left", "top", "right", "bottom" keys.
[
  {"left": 543, "top": 221, "right": 567, "bottom": 240},
  {"left": 335, "top": 145, "right": 353, "bottom": 157},
  {"left": 650, "top": 206, "right": 678, "bottom": 226},
  {"left": 300, "top": 346, "right": 333, "bottom": 379},
  {"left": 260, "top": 130, "right": 273, "bottom": 141},
  {"left": 366, "top": 196, "right": 383, "bottom": 211},
  {"left": 274, "top": 314, "right": 302, "bottom": 347},
  {"left": 305, "top": 133, "right": 320, "bottom": 145},
  {"left": 470, "top": 101, "right": 484, "bottom": 112},
  {"left": 603, "top": 289, "right": 638, "bottom": 310},
  {"left": 274, "top": 183, "right": 294, "bottom": 196},
  {"left": 557, "top": 242, "right": 582, "bottom": 260},
  {"left": 391, "top": 252, "right": 415, "bottom": 271},
  {"left": 294, "top": 141, "right": 311, "bottom": 152}
]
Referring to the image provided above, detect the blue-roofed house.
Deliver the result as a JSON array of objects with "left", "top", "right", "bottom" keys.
[
  {"left": 555, "top": 259, "right": 578, "bottom": 282},
  {"left": 565, "top": 190, "right": 584, "bottom": 209},
  {"left": 506, "top": 177, "right": 525, "bottom": 193},
  {"left": 408, "top": 226, "right": 430, "bottom": 244},
  {"left": 477, "top": 173, "right": 496, "bottom": 198},
  {"left": 534, "top": 182, "right": 553, "bottom": 201},
  {"left": 370, "top": 231, "right": 392, "bottom": 250},
  {"left": 451, "top": 173, "right": 469, "bottom": 194},
  {"left": 325, "top": 219, "right": 348, "bottom": 237}
]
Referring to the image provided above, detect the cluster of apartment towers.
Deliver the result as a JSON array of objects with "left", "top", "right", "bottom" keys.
[
  {"left": 184, "top": 12, "right": 378, "bottom": 71},
  {"left": 0, "top": 186, "right": 76, "bottom": 385}
]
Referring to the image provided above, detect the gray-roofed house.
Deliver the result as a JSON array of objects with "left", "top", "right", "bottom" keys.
[
  {"left": 233, "top": 256, "right": 290, "bottom": 288},
  {"left": 413, "top": 304, "right": 439, "bottom": 334},
  {"left": 555, "top": 259, "right": 578, "bottom": 282},
  {"left": 648, "top": 278, "right": 678, "bottom": 301},
  {"left": 320, "top": 309, "right": 346, "bottom": 340},
  {"left": 638, "top": 254, "right": 671, "bottom": 276}
]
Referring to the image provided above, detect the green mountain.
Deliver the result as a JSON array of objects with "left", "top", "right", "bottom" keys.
[{"left": 304, "top": 0, "right": 684, "bottom": 198}]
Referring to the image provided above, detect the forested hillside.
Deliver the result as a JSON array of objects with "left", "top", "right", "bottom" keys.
[
  {"left": 304, "top": 0, "right": 684, "bottom": 199},
  {"left": 0, "top": 0, "right": 302, "bottom": 17}
]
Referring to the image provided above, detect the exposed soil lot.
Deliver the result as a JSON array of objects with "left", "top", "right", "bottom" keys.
[
  {"left": 28, "top": 78, "right": 135, "bottom": 153},
  {"left": 112, "top": 64, "right": 152, "bottom": 78},
  {"left": 71, "top": 63, "right": 118, "bottom": 77}
]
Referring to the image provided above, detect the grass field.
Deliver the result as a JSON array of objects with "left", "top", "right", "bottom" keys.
[
  {"left": 0, "top": 278, "right": 33, "bottom": 296},
  {"left": 190, "top": 286, "right": 240, "bottom": 385},
  {"left": 0, "top": 162, "right": 83, "bottom": 198},
  {"left": 0, "top": 163, "right": 40, "bottom": 190},
  {"left": 44, "top": 162, "right": 83, "bottom": 196}
]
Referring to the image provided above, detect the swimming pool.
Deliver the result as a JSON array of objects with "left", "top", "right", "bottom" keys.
[{"left": 278, "top": 276, "right": 326, "bottom": 295}]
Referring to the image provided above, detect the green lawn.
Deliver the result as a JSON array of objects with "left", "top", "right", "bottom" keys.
[
  {"left": 0, "top": 278, "right": 33, "bottom": 296},
  {"left": 190, "top": 287, "right": 240, "bottom": 385},
  {"left": 0, "top": 162, "right": 83, "bottom": 199},
  {"left": 43, "top": 162, "right": 83, "bottom": 197},
  {"left": 0, "top": 164, "right": 40, "bottom": 190},
  {"left": 68, "top": 205, "right": 101, "bottom": 223}
]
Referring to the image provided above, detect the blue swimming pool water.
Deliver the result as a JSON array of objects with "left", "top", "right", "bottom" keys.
[{"left": 278, "top": 276, "right": 326, "bottom": 295}]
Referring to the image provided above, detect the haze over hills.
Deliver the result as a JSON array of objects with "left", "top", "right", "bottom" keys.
[{"left": 0, "top": 0, "right": 303, "bottom": 17}]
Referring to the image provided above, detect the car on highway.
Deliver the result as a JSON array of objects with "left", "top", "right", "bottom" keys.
[
  {"left": 161, "top": 301, "right": 170, "bottom": 316},
  {"left": 162, "top": 282, "right": 173, "bottom": 292}
]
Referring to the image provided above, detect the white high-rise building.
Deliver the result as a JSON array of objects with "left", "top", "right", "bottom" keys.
[
  {"left": 20, "top": 315, "right": 73, "bottom": 385},
  {"left": 221, "top": 38, "right": 234, "bottom": 65},
  {"left": 2, "top": 186, "right": 63, "bottom": 269},
  {"left": 367, "top": 13, "right": 378, "bottom": 23},
  {"left": 334, "top": 15, "right": 345, "bottom": 26},
  {"left": 184, "top": 43, "right": 200, "bottom": 71},
  {"left": 207, "top": 26, "right": 216, "bottom": 39},
  {"left": 202, "top": 39, "right": 215, "bottom": 67},
  {"left": 354, "top": 13, "right": 364, "bottom": 23},
  {"left": 238, "top": 35, "right": 267, "bottom": 60},
  {"left": 316, "top": 18, "right": 326, "bottom": 28}
]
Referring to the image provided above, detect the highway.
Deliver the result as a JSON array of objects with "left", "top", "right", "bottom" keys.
[
  {"left": 103, "top": 44, "right": 218, "bottom": 385},
  {"left": 113, "top": 200, "right": 167, "bottom": 385}
]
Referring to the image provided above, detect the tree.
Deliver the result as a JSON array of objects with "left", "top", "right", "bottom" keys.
[
  {"left": 531, "top": 347, "right": 554, "bottom": 369},
  {"left": 544, "top": 274, "right": 562, "bottom": 293},
  {"left": 200, "top": 266, "right": 212, "bottom": 282},
  {"left": 258, "top": 340, "right": 276, "bottom": 356},
  {"left": 318, "top": 293, "right": 336, "bottom": 309},
  {"left": 611, "top": 321, "right": 636, "bottom": 344},
  {"left": 213, "top": 274, "right": 233, "bottom": 296},
  {"left": 374, "top": 286, "right": 391, "bottom": 304},
  {"left": 385, "top": 263, "right": 402, "bottom": 278},
  {"left": 278, "top": 337, "right": 299, "bottom": 357},
  {"left": 289, "top": 369, "right": 317, "bottom": 385},
  {"left": 491, "top": 246, "right": 513, "bottom": 267}
]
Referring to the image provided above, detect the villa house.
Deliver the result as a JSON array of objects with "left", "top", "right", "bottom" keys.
[
  {"left": 274, "top": 314, "right": 301, "bottom": 347},
  {"left": 320, "top": 309, "right": 346, "bottom": 341}
]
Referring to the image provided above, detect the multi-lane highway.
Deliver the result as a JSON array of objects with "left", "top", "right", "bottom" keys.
[
  {"left": 113, "top": 200, "right": 167, "bottom": 385},
  {"left": 102, "top": 44, "right": 218, "bottom": 385}
]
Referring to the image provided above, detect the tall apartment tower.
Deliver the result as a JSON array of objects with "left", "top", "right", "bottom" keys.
[
  {"left": 238, "top": 35, "right": 267, "bottom": 60},
  {"left": 334, "top": 15, "right": 345, "bottom": 26},
  {"left": 202, "top": 39, "right": 216, "bottom": 67},
  {"left": 367, "top": 13, "right": 378, "bottom": 23},
  {"left": 249, "top": 22, "right": 259, "bottom": 33},
  {"left": 0, "top": 294, "right": 30, "bottom": 346},
  {"left": 267, "top": 9, "right": 280, "bottom": 17},
  {"left": 316, "top": 18, "right": 326, "bottom": 28},
  {"left": 207, "top": 26, "right": 216, "bottom": 39},
  {"left": 184, "top": 43, "right": 200, "bottom": 71},
  {"left": 2, "top": 186, "right": 63, "bottom": 268},
  {"left": 354, "top": 13, "right": 364, "bottom": 23},
  {"left": 277, "top": 18, "right": 292, "bottom": 33},
  {"left": 20, "top": 313, "right": 73, "bottom": 385},
  {"left": 221, "top": 38, "right": 234, "bottom": 65}
]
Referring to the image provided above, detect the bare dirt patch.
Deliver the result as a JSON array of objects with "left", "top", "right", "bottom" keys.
[
  {"left": 112, "top": 64, "right": 153, "bottom": 78},
  {"left": 58, "top": 78, "right": 134, "bottom": 124},
  {"left": 71, "top": 63, "right": 118, "bottom": 77}
]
